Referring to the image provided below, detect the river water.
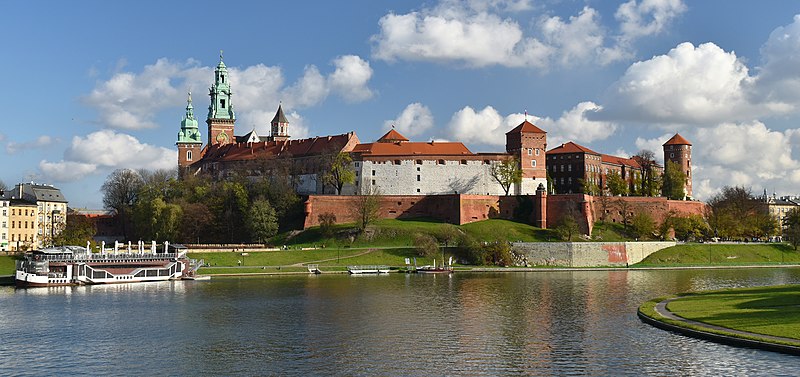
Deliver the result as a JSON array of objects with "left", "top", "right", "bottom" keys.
[{"left": 1, "top": 269, "right": 800, "bottom": 376}]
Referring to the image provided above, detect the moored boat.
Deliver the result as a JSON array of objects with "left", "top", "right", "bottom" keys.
[
  {"left": 415, "top": 257, "right": 454, "bottom": 274},
  {"left": 15, "top": 243, "right": 192, "bottom": 288}
]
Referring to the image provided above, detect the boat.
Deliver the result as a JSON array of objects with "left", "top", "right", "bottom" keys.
[
  {"left": 15, "top": 242, "right": 193, "bottom": 288},
  {"left": 416, "top": 256, "right": 454, "bottom": 274},
  {"left": 347, "top": 265, "right": 391, "bottom": 274}
]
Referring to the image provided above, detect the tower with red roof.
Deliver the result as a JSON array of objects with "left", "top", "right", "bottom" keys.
[
  {"left": 505, "top": 120, "right": 548, "bottom": 194},
  {"left": 663, "top": 133, "right": 693, "bottom": 198}
]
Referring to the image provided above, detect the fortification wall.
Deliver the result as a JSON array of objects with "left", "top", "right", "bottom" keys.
[
  {"left": 512, "top": 241, "right": 676, "bottom": 267},
  {"left": 588, "top": 196, "right": 707, "bottom": 227}
]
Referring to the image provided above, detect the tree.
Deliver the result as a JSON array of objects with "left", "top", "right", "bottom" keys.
[
  {"left": 660, "top": 212, "right": 709, "bottom": 241},
  {"left": 101, "top": 169, "right": 144, "bottom": 240},
  {"left": 662, "top": 161, "right": 686, "bottom": 200},
  {"left": 318, "top": 212, "right": 337, "bottom": 238},
  {"left": 247, "top": 199, "right": 279, "bottom": 244},
  {"left": 615, "top": 198, "right": 633, "bottom": 230},
  {"left": 631, "top": 211, "right": 655, "bottom": 239},
  {"left": 177, "top": 201, "right": 213, "bottom": 243},
  {"left": 633, "top": 150, "right": 661, "bottom": 197},
  {"left": 322, "top": 152, "right": 356, "bottom": 194},
  {"left": 784, "top": 208, "right": 800, "bottom": 250},
  {"left": 605, "top": 171, "right": 628, "bottom": 196},
  {"left": 413, "top": 233, "right": 440, "bottom": 258},
  {"left": 490, "top": 157, "right": 522, "bottom": 195},
  {"left": 555, "top": 203, "right": 582, "bottom": 241},
  {"left": 579, "top": 178, "right": 600, "bottom": 196},
  {"left": 706, "top": 186, "right": 777, "bottom": 241},
  {"left": 352, "top": 188, "right": 381, "bottom": 231},
  {"left": 54, "top": 214, "right": 96, "bottom": 247}
]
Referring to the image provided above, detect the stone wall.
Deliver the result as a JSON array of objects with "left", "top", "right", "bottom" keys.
[{"left": 512, "top": 241, "right": 677, "bottom": 267}]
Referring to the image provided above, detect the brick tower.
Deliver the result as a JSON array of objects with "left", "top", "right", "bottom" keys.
[
  {"left": 663, "top": 133, "right": 692, "bottom": 198},
  {"left": 505, "top": 119, "right": 548, "bottom": 195},
  {"left": 176, "top": 92, "right": 203, "bottom": 173},
  {"left": 207, "top": 51, "right": 236, "bottom": 146}
]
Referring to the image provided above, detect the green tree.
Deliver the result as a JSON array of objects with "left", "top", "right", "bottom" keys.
[
  {"left": 322, "top": 152, "right": 356, "bottom": 194},
  {"left": 54, "top": 214, "right": 96, "bottom": 247},
  {"left": 247, "top": 199, "right": 279, "bottom": 244},
  {"left": 633, "top": 150, "right": 661, "bottom": 197},
  {"left": 662, "top": 161, "right": 687, "bottom": 200},
  {"left": 579, "top": 178, "right": 600, "bottom": 195},
  {"left": 784, "top": 208, "right": 800, "bottom": 250},
  {"left": 605, "top": 171, "right": 628, "bottom": 196},
  {"left": 132, "top": 196, "right": 182, "bottom": 242},
  {"left": 631, "top": 211, "right": 655, "bottom": 239},
  {"left": 555, "top": 204, "right": 582, "bottom": 241},
  {"left": 482, "top": 241, "right": 514, "bottom": 266},
  {"left": 706, "top": 186, "right": 777, "bottom": 241},
  {"left": 660, "top": 213, "right": 709, "bottom": 241},
  {"left": 490, "top": 157, "right": 522, "bottom": 195}
]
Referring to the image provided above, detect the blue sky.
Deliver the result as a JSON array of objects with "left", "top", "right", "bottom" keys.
[{"left": 2, "top": 0, "right": 800, "bottom": 208}]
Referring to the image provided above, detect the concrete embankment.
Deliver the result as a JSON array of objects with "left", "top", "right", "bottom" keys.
[{"left": 511, "top": 241, "right": 676, "bottom": 267}]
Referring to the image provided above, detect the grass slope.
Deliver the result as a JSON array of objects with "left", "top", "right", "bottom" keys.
[
  {"left": 666, "top": 285, "right": 800, "bottom": 342},
  {"left": 635, "top": 243, "right": 798, "bottom": 267},
  {"left": 0, "top": 255, "right": 18, "bottom": 276}
]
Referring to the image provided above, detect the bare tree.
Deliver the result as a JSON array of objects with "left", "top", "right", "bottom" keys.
[
  {"left": 633, "top": 150, "right": 660, "bottom": 197},
  {"left": 352, "top": 188, "right": 381, "bottom": 231},
  {"left": 101, "top": 169, "right": 144, "bottom": 240}
]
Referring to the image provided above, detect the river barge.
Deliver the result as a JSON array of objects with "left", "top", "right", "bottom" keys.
[{"left": 15, "top": 243, "right": 193, "bottom": 287}]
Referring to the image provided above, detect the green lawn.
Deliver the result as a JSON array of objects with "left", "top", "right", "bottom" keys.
[
  {"left": 665, "top": 285, "right": 800, "bottom": 342},
  {"left": 460, "top": 219, "right": 556, "bottom": 242},
  {"left": 634, "top": 243, "right": 799, "bottom": 267},
  {"left": 0, "top": 255, "right": 18, "bottom": 276}
]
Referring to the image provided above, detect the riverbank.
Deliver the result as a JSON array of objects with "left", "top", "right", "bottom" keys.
[{"left": 639, "top": 285, "right": 800, "bottom": 355}]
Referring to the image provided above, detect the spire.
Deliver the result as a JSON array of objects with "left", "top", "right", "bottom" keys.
[
  {"left": 270, "top": 103, "right": 290, "bottom": 141},
  {"left": 177, "top": 92, "right": 201, "bottom": 144},
  {"left": 208, "top": 51, "right": 235, "bottom": 120}
]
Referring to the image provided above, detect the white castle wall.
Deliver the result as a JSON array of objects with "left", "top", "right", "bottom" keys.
[{"left": 351, "top": 159, "right": 508, "bottom": 196}]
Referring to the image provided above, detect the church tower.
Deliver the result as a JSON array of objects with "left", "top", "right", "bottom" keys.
[
  {"left": 176, "top": 92, "right": 203, "bottom": 172},
  {"left": 207, "top": 51, "right": 236, "bottom": 146},
  {"left": 270, "top": 104, "right": 290, "bottom": 142},
  {"left": 505, "top": 119, "right": 548, "bottom": 194},
  {"left": 663, "top": 133, "right": 693, "bottom": 198}
]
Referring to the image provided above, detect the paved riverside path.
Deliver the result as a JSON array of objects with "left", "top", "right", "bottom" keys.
[{"left": 654, "top": 297, "right": 800, "bottom": 345}]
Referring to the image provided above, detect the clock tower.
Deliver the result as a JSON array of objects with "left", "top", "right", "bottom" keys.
[{"left": 207, "top": 51, "right": 236, "bottom": 146}]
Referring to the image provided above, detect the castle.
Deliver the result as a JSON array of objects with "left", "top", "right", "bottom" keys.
[{"left": 177, "top": 55, "right": 698, "bottom": 232}]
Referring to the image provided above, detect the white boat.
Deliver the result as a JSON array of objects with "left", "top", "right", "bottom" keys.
[
  {"left": 15, "top": 244, "right": 191, "bottom": 288},
  {"left": 347, "top": 265, "right": 391, "bottom": 274},
  {"left": 415, "top": 257, "right": 454, "bottom": 274}
]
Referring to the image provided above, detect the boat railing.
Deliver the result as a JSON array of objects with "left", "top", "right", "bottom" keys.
[{"left": 33, "top": 252, "right": 183, "bottom": 262}]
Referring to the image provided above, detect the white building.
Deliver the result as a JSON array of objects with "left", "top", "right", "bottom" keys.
[{"left": 14, "top": 183, "right": 68, "bottom": 248}]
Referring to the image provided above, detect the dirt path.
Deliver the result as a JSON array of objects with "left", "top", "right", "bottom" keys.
[{"left": 289, "top": 249, "right": 376, "bottom": 267}]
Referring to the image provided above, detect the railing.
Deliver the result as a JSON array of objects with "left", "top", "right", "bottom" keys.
[{"left": 33, "top": 252, "right": 184, "bottom": 262}]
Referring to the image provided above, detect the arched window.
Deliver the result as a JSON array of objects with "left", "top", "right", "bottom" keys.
[
  {"left": 531, "top": 160, "right": 536, "bottom": 167},
  {"left": 187, "top": 150, "right": 193, "bottom": 161}
]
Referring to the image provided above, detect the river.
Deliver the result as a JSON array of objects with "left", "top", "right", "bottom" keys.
[{"left": 1, "top": 268, "right": 799, "bottom": 376}]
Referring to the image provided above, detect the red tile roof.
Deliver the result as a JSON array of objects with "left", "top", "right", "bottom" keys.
[
  {"left": 196, "top": 132, "right": 357, "bottom": 163},
  {"left": 377, "top": 128, "right": 409, "bottom": 142},
  {"left": 352, "top": 140, "right": 474, "bottom": 157},
  {"left": 663, "top": 133, "right": 692, "bottom": 146},
  {"left": 601, "top": 154, "right": 642, "bottom": 168},
  {"left": 547, "top": 141, "right": 600, "bottom": 155},
  {"left": 506, "top": 120, "right": 546, "bottom": 134}
]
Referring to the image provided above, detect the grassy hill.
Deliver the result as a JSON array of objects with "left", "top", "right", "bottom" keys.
[
  {"left": 0, "top": 255, "right": 18, "bottom": 276},
  {"left": 634, "top": 243, "right": 799, "bottom": 267}
]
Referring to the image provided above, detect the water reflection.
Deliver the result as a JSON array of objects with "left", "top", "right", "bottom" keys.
[{"left": 2, "top": 269, "right": 800, "bottom": 375}]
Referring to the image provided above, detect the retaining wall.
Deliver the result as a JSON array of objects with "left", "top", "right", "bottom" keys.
[{"left": 512, "top": 241, "right": 676, "bottom": 267}]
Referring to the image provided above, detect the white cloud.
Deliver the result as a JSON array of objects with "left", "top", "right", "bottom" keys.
[
  {"left": 616, "top": 0, "right": 687, "bottom": 40},
  {"left": 328, "top": 55, "right": 374, "bottom": 102},
  {"left": 371, "top": 1, "right": 689, "bottom": 69},
  {"left": 383, "top": 103, "right": 434, "bottom": 137},
  {"left": 690, "top": 122, "right": 800, "bottom": 199},
  {"left": 84, "top": 55, "right": 374, "bottom": 132},
  {"left": 634, "top": 133, "right": 672, "bottom": 163},
  {"left": 39, "top": 130, "right": 176, "bottom": 182},
  {"left": 445, "top": 102, "right": 616, "bottom": 148},
  {"left": 596, "top": 42, "right": 756, "bottom": 124},
  {"left": 6, "top": 135, "right": 57, "bottom": 154}
]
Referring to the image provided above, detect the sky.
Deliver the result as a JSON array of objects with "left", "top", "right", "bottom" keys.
[{"left": 2, "top": 0, "right": 800, "bottom": 208}]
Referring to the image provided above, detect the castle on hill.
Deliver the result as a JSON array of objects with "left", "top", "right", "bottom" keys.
[{"left": 177, "top": 54, "right": 693, "bottom": 200}]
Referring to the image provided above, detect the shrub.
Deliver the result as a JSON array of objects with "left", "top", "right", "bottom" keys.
[
  {"left": 318, "top": 212, "right": 337, "bottom": 238},
  {"left": 413, "top": 233, "right": 440, "bottom": 258}
]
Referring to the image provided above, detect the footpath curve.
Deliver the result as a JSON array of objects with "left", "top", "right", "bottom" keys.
[{"left": 639, "top": 297, "right": 800, "bottom": 355}]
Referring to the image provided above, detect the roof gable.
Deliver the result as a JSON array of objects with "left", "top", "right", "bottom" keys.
[
  {"left": 663, "top": 133, "right": 692, "bottom": 146},
  {"left": 506, "top": 120, "right": 546, "bottom": 135},
  {"left": 547, "top": 141, "right": 599, "bottom": 155},
  {"left": 377, "top": 128, "right": 410, "bottom": 142}
]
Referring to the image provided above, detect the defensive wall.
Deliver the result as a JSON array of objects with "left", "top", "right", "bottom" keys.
[
  {"left": 303, "top": 193, "right": 706, "bottom": 234},
  {"left": 511, "top": 241, "right": 677, "bottom": 267}
]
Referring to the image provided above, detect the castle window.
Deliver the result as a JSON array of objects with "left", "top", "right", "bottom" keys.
[
  {"left": 460, "top": 160, "right": 467, "bottom": 165},
  {"left": 531, "top": 160, "right": 536, "bottom": 167},
  {"left": 527, "top": 148, "right": 532, "bottom": 155},
  {"left": 535, "top": 149, "right": 540, "bottom": 156},
  {"left": 372, "top": 180, "right": 376, "bottom": 185},
  {"left": 416, "top": 188, "right": 421, "bottom": 193},
  {"left": 417, "top": 167, "right": 420, "bottom": 172},
  {"left": 417, "top": 175, "right": 421, "bottom": 181},
  {"left": 221, "top": 99, "right": 226, "bottom": 108},
  {"left": 355, "top": 162, "right": 360, "bottom": 167},
  {"left": 187, "top": 150, "right": 192, "bottom": 161},
  {"left": 670, "top": 153, "right": 674, "bottom": 158},
  {"left": 438, "top": 160, "right": 445, "bottom": 165},
  {"left": 372, "top": 170, "right": 376, "bottom": 176},
  {"left": 221, "top": 75, "right": 225, "bottom": 83},
  {"left": 568, "top": 165, "right": 572, "bottom": 172},
  {"left": 394, "top": 160, "right": 401, "bottom": 165},
  {"left": 483, "top": 160, "right": 490, "bottom": 164},
  {"left": 416, "top": 160, "right": 422, "bottom": 165}
]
